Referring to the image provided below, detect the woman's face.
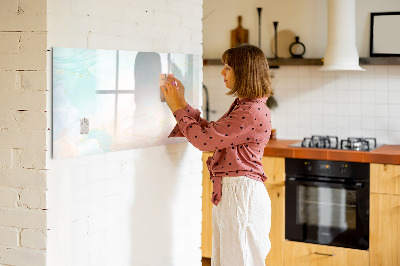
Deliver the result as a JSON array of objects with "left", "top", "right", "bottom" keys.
[{"left": 220, "top": 64, "right": 235, "bottom": 89}]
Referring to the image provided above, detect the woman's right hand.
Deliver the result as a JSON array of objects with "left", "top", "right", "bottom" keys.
[{"left": 169, "top": 76, "right": 187, "bottom": 108}]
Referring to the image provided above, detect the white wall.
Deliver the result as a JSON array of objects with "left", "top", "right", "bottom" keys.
[
  {"left": 46, "top": 0, "right": 203, "bottom": 266},
  {"left": 0, "top": 0, "right": 48, "bottom": 265},
  {"left": 203, "top": 0, "right": 400, "bottom": 58},
  {"left": 203, "top": 0, "right": 400, "bottom": 145}
]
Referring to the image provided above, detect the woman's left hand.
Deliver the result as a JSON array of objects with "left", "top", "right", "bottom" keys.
[{"left": 161, "top": 77, "right": 184, "bottom": 113}]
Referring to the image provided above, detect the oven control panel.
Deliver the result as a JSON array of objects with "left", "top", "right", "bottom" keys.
[{"left": 286, "top": 158, "right": 369, "bottom": 180}]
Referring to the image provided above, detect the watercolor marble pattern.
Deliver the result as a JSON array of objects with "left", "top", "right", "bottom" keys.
[{"left": 52, "top": 47, "right": 201, "bottom": 159}]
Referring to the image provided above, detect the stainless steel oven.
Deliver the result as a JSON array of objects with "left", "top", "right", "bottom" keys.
[{"left": 285, "top": 158, "right": 369, "bottom": 250}]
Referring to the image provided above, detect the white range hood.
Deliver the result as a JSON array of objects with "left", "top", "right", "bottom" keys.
[{"left": 320, "top": 0, "right": 365, "bottom": 71}]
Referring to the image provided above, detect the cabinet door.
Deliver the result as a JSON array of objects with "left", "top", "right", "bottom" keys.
[
  {"left": 370, "top": 163, "right": 400, "bottom": 195},
  {"left": 370, "top": 193, "right": 400, "bottom": 266},
  {"left": 202, "top": 152, "right": 213, "bottom": 258},
  {"left": 261, "top": 156, "right": 285, "bottom": 185},
  {"left": 284, "top": 241, "right": 369, "bottom": 266},
  {"left": 264, "top": 184, "right": 284, "bottom": 266}
]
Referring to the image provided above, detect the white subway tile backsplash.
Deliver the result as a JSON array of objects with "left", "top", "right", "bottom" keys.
[
  {"left": 388, "top": 104, "right": 400, "bottom": 117},
  {"left": 361, "top": 90, "right": 374, "bottom": 104},
  {"left": 336, "top": 90, "right": 349, "bottom": 103},
  {"left": 388, "top": 117, "right": 400, "bottom": 131},
  {"left": 323, "top": 103, "right": 336, "bottom": 115},
  {"left": 336, "top": 103, "right": 349, "bottom": 116},
  {"left": 298, "top": 89, "right": 313, "bottom": 103},
  {"left": 361, "top": 104, "right": 375, "bottom": 117},
  {"left": 310, "top": 77, "right": 324, "bottom": 90},
  {"left": 272, "top": 67, "right": 286, "bottom": 78},
  {"left": 362, "top": 116, "right": 375, "bottom": 130},
  {"left": 348, "top": 90, "right": 362, "bottom": 103},
  {"left": 374, "top": 65, "right": 388, "bottom": 77},
  {"left": 298, "top": 77, "right": 311, "bottom": 89},
  {"left": 287, "top": 113, "right": 300, "bottom": 127},
  {"left": 348, "top": 116, "right": 362, "bottom": 129},
  {"left": 349, "top": 128, "right": 362, "bottom": 137},
  {"left": 335, "top": 72, "right": 349, "bottom": 90},
  {"left": 336, "top": 128, "right": 349, "bottom": 140},
  {"left": 336, "top": 115, "right": 348, "bottom": 129},
  {"left": 323, "top": 87, "right": 336, "bottom": 103},
  {"left": 375, "top": 104, "right": 389, "bottom": 117},
  {"left": 362, "top": 128, "right": 375, "bottom": 138},
  {"left": 388, "top": 91, "right": 400, "bottom": 104},
  {"left": 322, "top": 70, "right": 335, "bottom": 78},
  {"left": 374, "top": 117, "right": 389, "bottom": 130},
  {"left": 388, "top": 76, "right": 400, "bottom": 91},
  {"left": 286, "top": 77, "right": 299, "bottom": 89},
  {"left": 298, "top": 67, "right": 311, "bottom": 78},
  {"left": 374, "top": 130, "right": 389, "bottom": 144},
  {"left": 323, "top": 115, "right": 336, "bottom": 129},
  {"left": 273, "top": 77, "right": 287, "bottom": 90},
  {"left": 348, "top": 103, "right": 362, "bottom": 116},
  {"left": 374, "top": 78, "right": 388, "bottom": 91},
  {"left": 388, "top": 65, "right": 400, "bottom": 76},
  {"left": 348, "top": 77, "right": 362, "bottom": 91},
  {"left": 362, "top": 65, "right": 375, "bottom": 74},
  {"left": 388, "top": 131, "right": 400, "bottom": 143},
  {"left": 311, "top": 127, "right": 324, "bottom": 136},
  {"left": 285, "top": 66, "right": 298, "bottom": 77},
  {"left": 311, "top": 87, "right": 323, "bottom": 102},
  {"left": 374, "top": 90, "right": 388, "bottom": 104},
  {"left": 202, "top": 65, "right": 400, "bottom": 144},
  {"left": 297, "top": 102, "right": 312, "bottom": 115}
]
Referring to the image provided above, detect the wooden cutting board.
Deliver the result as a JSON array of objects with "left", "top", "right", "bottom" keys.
[{"left": 231, "top": 16, "right": 249, "bottom": 48}]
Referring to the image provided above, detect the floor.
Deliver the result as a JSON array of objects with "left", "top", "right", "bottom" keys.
[{"left": 202, "top": 257, "right": 211, "bottom": 266}]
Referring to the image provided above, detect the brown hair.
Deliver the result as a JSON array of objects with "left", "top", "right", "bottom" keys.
[{"left": 221, "top": 44, "right": 273, "bottom": 99}]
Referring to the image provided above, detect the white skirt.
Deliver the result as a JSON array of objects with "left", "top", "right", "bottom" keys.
[{"left": 212, "top": 176, "right": 271, "bottom": 266}]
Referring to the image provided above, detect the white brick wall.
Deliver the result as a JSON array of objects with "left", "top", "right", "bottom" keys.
[
  {"left": 46, "top": 1, "right": 203, "bottom": 266},
  {"left": 0, "top": 0, "right": 48, "bottom": 265}
]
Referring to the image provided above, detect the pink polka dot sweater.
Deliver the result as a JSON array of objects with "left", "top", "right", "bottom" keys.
[{"left": 168, "top": 97, "right": 272, "bottom": 206}]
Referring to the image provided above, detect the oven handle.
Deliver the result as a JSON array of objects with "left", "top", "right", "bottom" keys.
[{"left": 286, "top": 177, "right": 364, "bottom": 189}]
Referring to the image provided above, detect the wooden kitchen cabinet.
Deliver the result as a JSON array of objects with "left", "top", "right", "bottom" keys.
[
  {"left": 202, "top": 152, "right": 213, "bottom": 258},
  {"left": 201, "top": 153, "right": 286, "bottom": 266},
  {"left": 370, "top": 163, "right": 400, "bottom": 266},
  {"left": 370, "top": 193, "right": 400, "bottom": 266},
  {"left": 261, "top": 156, "right": 285, "bottom": 186},
  {"left": 262, "top": 156, "right": 285, "bottom": 266},
  {"left": 370, "top": 163, "right": 400, "bottom": 195},
  {"left": 284, "top": 240, "right": 369, "bottom": 266},
  {"left": 264, "top": 184, "right": 285, "bottom": 266}
]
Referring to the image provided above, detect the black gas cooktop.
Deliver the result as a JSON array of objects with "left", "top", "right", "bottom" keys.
[{"left": 289, "top": 135, "right": 383, "bottom": 151}]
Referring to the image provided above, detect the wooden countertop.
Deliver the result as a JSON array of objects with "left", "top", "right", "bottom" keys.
[{"left": 263, "top": 139, "right": 400, "bottom": 165}]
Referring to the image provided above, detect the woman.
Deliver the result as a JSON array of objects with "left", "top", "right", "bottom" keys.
[{"left": 161, "top": 44, "right": 273, "bottom": 266}]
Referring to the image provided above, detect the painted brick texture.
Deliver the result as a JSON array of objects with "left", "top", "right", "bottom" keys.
[
  {"left": 0, "top": 0, "right": 48, "bottom": 265},
  {"left": 46, "top": 0, "right": 203, "bottom": 266}
]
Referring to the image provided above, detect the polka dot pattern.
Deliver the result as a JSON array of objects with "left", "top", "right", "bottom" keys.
[{"left": 168, "top": 97, "right": 272, "bottom": 206}]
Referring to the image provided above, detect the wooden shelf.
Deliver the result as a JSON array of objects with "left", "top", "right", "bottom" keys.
[
  {"left": 268, "top": 58, "right": 323, "bottom": 67},
  {"left": 203, "top": 58, "right": 323, "bottom": 67},
  {"left": 203, "top": 57, "right": 400, "bottom": 67},
  {"left": 359, "top": 57, "right": 400, "bottom": 65}
]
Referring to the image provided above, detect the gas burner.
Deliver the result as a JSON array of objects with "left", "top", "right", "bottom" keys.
[
  {"left": 289, "top": 136, "right": 380, "bottom": 151},
  {"left": 340, "top": 137, "right": 377, "bottom": 151},
  {"left": 301, "top": 135, "right": 339, "bottom": 149}
]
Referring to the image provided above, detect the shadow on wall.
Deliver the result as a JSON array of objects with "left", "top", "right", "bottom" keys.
[
  {"left": 130, "top": 143, "right": 191, "bottom": 265},
  {"left": 130, "top": 52, "right": 192, "bottom": 265}
]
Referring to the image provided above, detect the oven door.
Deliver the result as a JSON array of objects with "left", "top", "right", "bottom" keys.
[{"left": 285, "top": 177, "right": 369, "bottom": 250}]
